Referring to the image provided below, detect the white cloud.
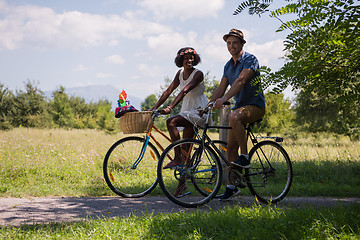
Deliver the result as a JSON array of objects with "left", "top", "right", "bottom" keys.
[
  {"left": 198, "top": 30, "right": 286, "bottom": 71},
  {"left": 73, "top": 64, "right": 88, "bottom": 72},
  {"left": 138, "top": 0, "right": 225, "bottom": 20},
  {"left": 96, "top": 72, "right": 115, "bottom": 78},
  {"left": 108, "top": 40, "right": 119, "bottom": 47},
  {"left": 200, "top": 31, "right": 229, "bottom": 64},
  {"left": 105, "top": 55, "right": 125, "bottom": 65},
  {"left": 137, "top": 63, "right": 163, "bottom": 78},
  {"left": 0, "top": 1, "right": 172, "bottom": 50},
  {"left": 246, "top": 39, "right": 285, "bottom": 70},
  {"left": 147, "top": 31, "right": 198, "bottom": 55}
]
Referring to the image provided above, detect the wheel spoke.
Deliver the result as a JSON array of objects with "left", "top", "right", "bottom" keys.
[
  {"left": 158, "top": 139, "right": 222, "bottom": 208},
  {"left": 246, "top": 141, "right": 292, "bottom": 204},
  {"left": 103, "top": 137, "right": 159, "bottom": 198}
]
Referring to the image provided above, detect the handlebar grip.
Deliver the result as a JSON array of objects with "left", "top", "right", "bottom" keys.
[{"left": 223, "top": 102, "right": 230, "bottom": 106}]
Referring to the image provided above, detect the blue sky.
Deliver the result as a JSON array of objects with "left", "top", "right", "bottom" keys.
[{"left": 0, "top": 0, "right": 292, "bottom": 101}]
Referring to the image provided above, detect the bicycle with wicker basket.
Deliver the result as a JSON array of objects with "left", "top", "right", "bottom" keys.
[{"left": 103, "top": 110, "right": 172, "bottom": 198}]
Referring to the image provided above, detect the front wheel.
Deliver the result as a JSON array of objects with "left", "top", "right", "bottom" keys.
[
  {"left": 245, "top": 140, "right": 292, "bottom": 204},
  {"left": 103, "top": 136, "right": 160, "bottom": 198},
  {"left": 206, "top": 140, "right": 228, "bottom": 198},
  {"left": 158, "top": 139, "right": 222, "bottom": 208}
]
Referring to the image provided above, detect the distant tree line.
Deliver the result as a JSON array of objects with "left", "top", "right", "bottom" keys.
[
  {"left": 1, "top": 76, "right": 359, "bottom": 140},
  {"left": 0, "top": 81, "right": 117, "bottom": 133}
]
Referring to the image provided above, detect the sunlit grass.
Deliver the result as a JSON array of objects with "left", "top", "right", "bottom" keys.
[
  {"left": 1, "top": 128, "right": 359, "bottom": 198},
  {"left": 0, "top": 128, "right": 120, "bottom": 197},
  {"left": 281, "top": 132, "right": 360, "bottom": 197}
]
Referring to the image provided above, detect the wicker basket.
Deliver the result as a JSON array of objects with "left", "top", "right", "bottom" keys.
[{"left": 119, "top": 111, "right": 153, "bottom": 134}]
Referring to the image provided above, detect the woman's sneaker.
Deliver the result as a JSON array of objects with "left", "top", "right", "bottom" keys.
[
  {"left": 231, "top": 155, "right": 251, "bottom": 169},
  {"left": 219, "top": 187, "right": 240, "bottom": 201}
]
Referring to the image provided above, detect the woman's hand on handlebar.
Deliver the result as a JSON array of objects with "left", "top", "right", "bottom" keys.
[{"left": 160, "top": 106, "right": 172, "bottom": 115}]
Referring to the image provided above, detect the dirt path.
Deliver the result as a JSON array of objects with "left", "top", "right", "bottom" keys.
[{"left": 1, "top": 196, "right": 359, "bottom": 227}]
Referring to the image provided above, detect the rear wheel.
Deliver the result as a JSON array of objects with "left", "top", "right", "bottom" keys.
[
  {"left": 103, "top": 136, "right": 160, "bottom": 198},
  {"left": 245, "top": 140, "right": 292, "bottom": 204},
  {"left": 158, "top": 139, "right": 222, "bottom": 208}
]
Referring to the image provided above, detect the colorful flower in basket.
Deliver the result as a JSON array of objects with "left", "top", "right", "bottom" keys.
[
  {"left": 118, "top": 89, "right": 128, "bottom": 107},
  {"left": 115, "top": 90, "right": 138, "bottom": 118}
]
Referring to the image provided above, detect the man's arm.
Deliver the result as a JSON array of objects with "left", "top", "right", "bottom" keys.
[
  {"left": 214, "top": 69, "right": 255, "bottom": 109},
  {"left": 210, "top": 76, "right": 229, "bottom": 105}
]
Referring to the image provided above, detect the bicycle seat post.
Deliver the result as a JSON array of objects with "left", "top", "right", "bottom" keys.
[{"left": 246, "top": 118, "right": 262, "bottom": 145}]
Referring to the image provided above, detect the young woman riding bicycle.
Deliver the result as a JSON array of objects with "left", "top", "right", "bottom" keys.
[{"left": 150, "top": 47, "right": 209, "bottom": 169}]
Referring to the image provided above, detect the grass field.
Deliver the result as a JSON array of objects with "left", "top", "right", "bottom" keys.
[
  {"left": 1, "top": 128, "right": 359, "bottom": 198},
  {"left": 0, "top": 128, "right": 359, "bottom": 239}
]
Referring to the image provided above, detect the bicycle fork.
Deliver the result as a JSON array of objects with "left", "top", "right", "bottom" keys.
[{"left": 131, "top": 135, "right": 151, "bottom": 169}]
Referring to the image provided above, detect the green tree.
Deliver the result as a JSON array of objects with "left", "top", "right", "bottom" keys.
[
  {"left": 259, "top": 92, "right": 294, "bottom": 134},
  {"left": 50, "top": 86, "right": 74, "bottom": 128},
  {"left": 234, "top": 0, "right": 360, "bottom": 138},
  {"left": 95, "top": 99, "right": 117, "bottom": 133},
  {"left": 68, "top": 95, "right": 100, "bottom": 129},
  {"left": 12, "top": 80, "right": 50, "bottom": 128},
  {"left": 204, "top": 71, "right": 221, "bottom": 126},
  {"left": 0, "top": 83, "right": 15, "bottom": 129},
  {"left": 234, "top": 0, "right": 360, "bottom": 104},
  {"left": 141, "top": 94, "right": 158, "bottom": 111},
  {"left": 294, "top": 89, "right": 360, "bottom": 139}
]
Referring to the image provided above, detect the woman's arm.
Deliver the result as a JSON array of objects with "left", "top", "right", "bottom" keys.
[{"left": 150, "top": 70, "right": 181, "bottom": 110}]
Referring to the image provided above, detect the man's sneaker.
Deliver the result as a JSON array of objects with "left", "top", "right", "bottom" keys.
[
  {"left": 231, "top": 155, "right": 251, "bottom": 169},
  {"left": 219, "top": 187, "right": 240, "bottom": 201}
]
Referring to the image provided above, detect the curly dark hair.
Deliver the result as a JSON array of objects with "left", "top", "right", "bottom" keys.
[{"left": 174, "top": 47, "right": 201, "bottom": 68}]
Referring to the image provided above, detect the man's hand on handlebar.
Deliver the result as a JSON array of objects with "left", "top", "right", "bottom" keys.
[{"left": 214, "top": 97, "right": 227, "bottom": 110}]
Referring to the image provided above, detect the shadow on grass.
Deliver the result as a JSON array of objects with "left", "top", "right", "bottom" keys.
[
  {"left": 4, "top": 202, "right": 359, "bottom": 239},
  {"left": 144, "top": 204, "right": 360, "bottom": 239},
  {"left": 290, "top": 160, "right": 360, "bottom": 197}
]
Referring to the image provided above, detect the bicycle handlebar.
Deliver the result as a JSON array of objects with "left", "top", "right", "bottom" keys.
[
  {"left": 197, "top": 101, "right": 231, "bottom": 114},
  {"left": 151, "top": 109, "right": 161, "bottom": 117}
]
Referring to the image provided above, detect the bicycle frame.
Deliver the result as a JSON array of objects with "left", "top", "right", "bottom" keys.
[
  {"left": 131, "top": 112, "right": 173, "bottom": 169},
  {"left": 190, "top": 105, "right": 281, "bottom": 179},
  {"left": 136, "top": 111, "right": 203, "bottom": 170}
]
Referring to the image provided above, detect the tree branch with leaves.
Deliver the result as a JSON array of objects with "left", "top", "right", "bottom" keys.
[{"left": 234, "top": 0, "right": 359, "bottom": 104}]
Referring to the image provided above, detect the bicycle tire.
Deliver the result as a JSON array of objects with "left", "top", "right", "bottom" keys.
[
  {"left": 245, "top": 140, "right": 292, "bottom": 204},
  {"left": 103, "top": 136, "right": 160, "bottom": 198},
  {"left": 157, "top": 139, "right": 222, "bottom": 208},
  {"left": 206, "top": 140, "right": 228, "bottom": 198}
]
